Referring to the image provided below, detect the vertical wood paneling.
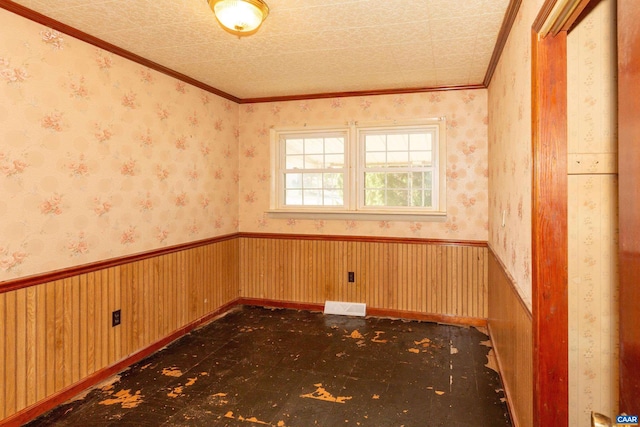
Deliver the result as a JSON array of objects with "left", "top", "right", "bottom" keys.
[
  {"left": 0, "top": 238, "right": 239, "bottom": 422},
  {"left": 488, "top": 248, "right": 533, "bottom": 427},
  {"left": 1, "top": 236, "right": 483, "bottom": 422},
  {"left": 0, "top": 292, "right": 5, "bottom": 420},
  {"left": 15, "top": 288, "right": 26, "bottom": 411},
  {"left": 25, "top": 287, "right": 36, "bottom": 407},
  {"left": 99, "top": 269, "right": 109, "bottom": 371},
  {"left": 5, "top": 291, "right": 16, "bottom": 416},
  {"left": 239, "top": 236, "right": 488, "bottom": 319},
  {"left": 35, "top": 284, "right": 46, "bottom": 403},
  {"left": 45, "top": 283, "right": 55, "bottom": 397}
]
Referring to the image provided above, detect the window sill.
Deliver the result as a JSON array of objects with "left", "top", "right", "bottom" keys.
[{"left": 266, "top": 209, "right": 447, "bottom": 222}]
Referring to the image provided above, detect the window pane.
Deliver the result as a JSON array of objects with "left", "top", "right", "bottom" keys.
[
  {"left": 387, "top": 172, "right": 408, "bottom": 189},
  {"left": 286, "top": 155, "right": 304, "bottom": 169},
  {"left": 387, "top": 134, "right": 409, "bottom": 151},
  {"left": 409, "top": 151, "right": 432, "bottom": 166},
  {"left": 411, "top": 172, "right": 423, "bottom": 188},
  {"left": 424, "top": 171, "right": 433, "bottom": 187},
  {"left": 387, "top": 189, "right": 409, "bottom": 206},
  {"left": 365, "top": 152, "right": 387, "bottom": 167},
  {"left": 324, "top": 189, "right": 344, "bottom": 206},
  {"left": 285, "top": 139, "right": 303, "bottom": 155},
  {"left": 323, "top": 173, "right": 343, "bottom": 189},
  {"left": 411, "top": 190, "right": 423, "bottom": 207},
  {"left": 365, "top": 172, "right": 385, "bottom": 189},
  {"left": 302, "top": 189, "right": 323, "bottom": 205},
  {"left": 409, "top": 133, "right": 432, "bottom": 151},
  {"left": 302, "top": 173, "right": 322, "bottom": 188},
  {"left": 305, "top": 154, "right": 324, "bottom": 169},
  {"left": 285, "top": 189, "right": 302, "bottom": 205},
  {"left": 387, "top": 151, "right": 409, "bottom": 167},
  {"left": 285, "top": 173, "right": 302, "bottom": 189},
  {"left": 365, "top": 189, "right": 385, "bottom": 206},
  {"left": 325, "top": 154, "right": 344, "bottom": 168},
  {"left": 325, "top": 137, "right": 344, "bottom": 153},
  {"left": 365, "top": 134, "right": 386, "bottom": 152},
  {"left": 305, "top": 138, "right": 324, "bottom": 154},
  {"left": 423, "top": 190, "right": 433, "bottom": 207}
]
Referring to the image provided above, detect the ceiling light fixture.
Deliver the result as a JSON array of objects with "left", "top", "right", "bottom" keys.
[{"left": 208, "top": 0, "right": 270, "bottom": 36}]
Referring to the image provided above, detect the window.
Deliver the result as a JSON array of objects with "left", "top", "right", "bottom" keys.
[
  {"left": 270, "top": 119, "right": 446, "bottom": 218},
  {"left": 281, "top": 131, "right": 347, "bottom": 207},
  {"left": 360, "top": 127, "right": 437, "bottom": 210}
]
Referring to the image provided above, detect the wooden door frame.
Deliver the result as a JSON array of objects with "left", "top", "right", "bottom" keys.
[
  {"left": 617, "top": 0, "right": 640, "bottom": 414},
  {"left": 530, "top": 1, "right": 593, "bottom": 425}
]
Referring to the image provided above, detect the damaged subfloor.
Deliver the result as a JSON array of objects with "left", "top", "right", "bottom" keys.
[{"left": 26, "top": 306, "right": 512, "bottom": 427}]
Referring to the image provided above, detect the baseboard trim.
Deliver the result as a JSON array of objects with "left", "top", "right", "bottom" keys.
[
  {"left": 368, "top": 307, "right": 487, "bottom": 327},
  {"left": 0, "top": 298, "right": 240, "bottom": 427},
  {"left": 239, "top": 298, "right": 487, "bottom": 327},
  {"left": 238, "top": 298, "right": 325, "bottom": 313}
]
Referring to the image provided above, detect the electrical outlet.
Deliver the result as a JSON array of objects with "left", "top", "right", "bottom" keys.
[
  {"left": 112, "top": 309, "right": 121, "bottom": 327},
  {"left": 348, "top": 272, "right": 355, "bottom": 282}
]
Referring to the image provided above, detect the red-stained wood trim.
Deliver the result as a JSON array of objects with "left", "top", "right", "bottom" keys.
[
  {"left": 531, "top": 28, "right": 568, "bottom": 427},
  {"left": 0, "top": 1, "right": 487, "bottom": 104},
  {"left": 483, "top": 0, "right": 522, "bottom": 87},
  {"left": 533, "top": 0, "right": 559, "bottom": 32},
  {"left": 617, "top": 0, "right": 640, "bottom": 414},
  {"left": 0, "top": 299, "right": 241, "bottom": 427},
  {"left": 237, "top": 232, "right": 488, "bottom": 247},
  {"left": 559, "top": 0, "right": 594, "bottom": 33},
  {"left": 367, "top": 307, "right": 487, "bottom": 328},
  {"left": 238, "top": 84, "right": 486, "bottom": 104},
  {"left": 0, "top": 234, "right": 238, "bottom": 294},
  {"left": 239, "top": 298, "right": 488, "bottom": 328},
  {"left": 532, "top": 0, "right": 592, "bottom": 36},
  {"left": 238, "top": 298, "right": 325, "bottom": 314},
  {"left": 0, "top": 0, "right": 240, "bottom": 104},
  {"left": 1, "top": 233, "right": 487, "bottom": 294}
]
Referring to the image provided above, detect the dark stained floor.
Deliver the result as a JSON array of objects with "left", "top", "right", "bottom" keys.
[{"left": 26, "top": 306, "right": 512, "bottom": 427}]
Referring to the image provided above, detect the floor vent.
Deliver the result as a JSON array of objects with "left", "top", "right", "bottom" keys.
[{"left": 323, "top": 300, "right": 367, "bottom": 317}]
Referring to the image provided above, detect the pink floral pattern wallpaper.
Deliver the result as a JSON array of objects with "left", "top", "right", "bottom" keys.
[
  {"left": 0, "top": 9, "right": 239, "bottom": 281},
  {"left": 567, "top": 0, "right": 618, "bottom": 423},
  {"left": 487, "top": 0, "right": 545, "bottom": 310},
  {"left": 238, "top": 91, "right": 489, "bottom": 241}
]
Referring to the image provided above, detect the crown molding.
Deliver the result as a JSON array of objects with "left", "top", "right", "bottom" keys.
[
  {"left": 0, "top": 1, "right": 497, "bottom": 104},
  {"left": 484, "top": 0, "right": 522, "bottom": 87},
  {"left": 0, "top": 0, "right": 241, "bottom": 103}
]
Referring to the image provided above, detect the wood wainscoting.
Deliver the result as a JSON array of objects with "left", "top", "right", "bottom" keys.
[
  {"left": 0, "top": 237, "right": 239, "bottom": 425},
  {"left": 239, "top": 233, "right": 489, "bottom": 323},
  {"left": 1, "top": 232, "right": 491, "bottom": 425},
  {"left": 488, "top": 247, "right": 533, "bottom": 427}
]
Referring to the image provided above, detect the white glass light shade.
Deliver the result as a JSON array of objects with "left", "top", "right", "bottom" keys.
[{"left": 209, "top": 0, "right": 269, "bottom": 36}]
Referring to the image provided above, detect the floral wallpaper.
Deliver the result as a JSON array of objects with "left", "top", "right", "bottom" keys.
[
  {"left": 487, "top": 0, "right": 545, "bottom": 310},
  {"left": 237, "top": 91, "right": 489, "bottom": 241},
  {"left": 567, "top": 0, "right": 619, "bottom": 424},
  {"left": 0, "top": 9, "right": 239, "bottom": 282}
]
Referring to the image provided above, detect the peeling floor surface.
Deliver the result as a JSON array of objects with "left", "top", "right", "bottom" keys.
[{"left": 26, "top": 306, "right": 512, "bottom": 427}]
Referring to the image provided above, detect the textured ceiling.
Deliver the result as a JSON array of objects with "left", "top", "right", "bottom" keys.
[{"left": 8, "top": 0, "right": 510, "bottom": 100}]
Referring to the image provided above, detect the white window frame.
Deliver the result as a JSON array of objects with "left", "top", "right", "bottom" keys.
[
  {"left": 269, "top": 119, "right": 447, "bottom": 220},
  {"left": 270, "top": 127, "right": 350, "bottom": 212}
]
